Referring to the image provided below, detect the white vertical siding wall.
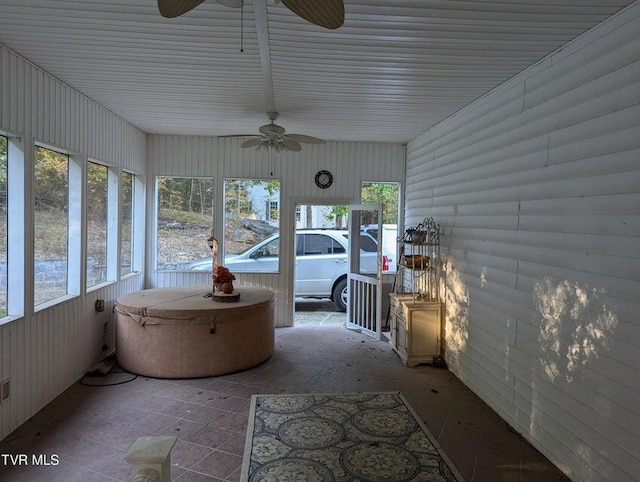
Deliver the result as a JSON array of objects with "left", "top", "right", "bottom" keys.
[
  {"left": 147, "top": 136, "right": 404, "bottom": 327},
  {"left": 405, "top": 5, "right": 640, "bottom": 481},
  {"left": 0, "top": 45, "right": 146, "bottom": 440}
]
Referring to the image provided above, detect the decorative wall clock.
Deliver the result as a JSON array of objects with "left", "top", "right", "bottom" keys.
[{"left": 314, "top": 170, "right": 333, "bottom": 189}]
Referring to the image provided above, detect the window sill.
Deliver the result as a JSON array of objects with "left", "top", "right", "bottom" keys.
[
  {"left": 87, "top": 280, "right": 117, "bottom": 293},
  {"left": 0, "top": 315, "right": 24, "bottom": 327},
  {"left": 34, "top": 294, "right": 79, "bottom": 313},
  {"left": 120, "top": 271, "right": 140, "bottom": 280}
]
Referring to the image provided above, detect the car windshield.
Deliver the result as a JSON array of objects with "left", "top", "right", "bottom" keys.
[{"left": 231, "top": 233, "right": 279, "bottom": 255}]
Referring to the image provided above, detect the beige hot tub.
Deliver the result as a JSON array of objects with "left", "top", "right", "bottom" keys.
[{"left": 115, "top": 285, "right": 274, "bottom": 378}]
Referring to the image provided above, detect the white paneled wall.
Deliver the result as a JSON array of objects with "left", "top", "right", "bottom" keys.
[
  {"left": 0, "top": 45, "right": 146, "bottom": 440},
  {"left": 405, "top": 4, "right": 640, "bottom": 482},
  {"left": 147, "top": 136, "right": 405, "bottom": 327}
]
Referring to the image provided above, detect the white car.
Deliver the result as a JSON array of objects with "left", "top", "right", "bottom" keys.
[
  {"left": 188, "top": 229, "right": 389, "bottom": 311},
  {"left": 362, "top": 224, "right": 398, "bottom": 273}
]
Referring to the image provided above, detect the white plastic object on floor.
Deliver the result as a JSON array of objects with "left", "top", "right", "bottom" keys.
[{"left": 125, "top": 436, "right": 177, "bottom": 482}]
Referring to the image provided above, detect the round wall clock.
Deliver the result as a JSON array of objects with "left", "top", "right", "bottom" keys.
[{"left": 314, "top": 170, "right": 333, "bottom": 189}]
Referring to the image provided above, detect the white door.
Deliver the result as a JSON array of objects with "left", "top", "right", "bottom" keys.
[{"left": 346, "top": 204, "right": 384, "bottom": 340}]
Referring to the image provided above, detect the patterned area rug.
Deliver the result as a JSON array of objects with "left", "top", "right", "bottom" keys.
[{"left": 241, "top": 392, "right": 464, "bottom": 481}]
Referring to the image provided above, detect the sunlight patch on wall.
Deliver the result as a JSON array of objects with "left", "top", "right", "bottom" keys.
[
  {"left": 533, "top": 276, "right": 617, "bottom": 383},
  {"left": 443, "top": 256, "right": 469, "bottom": 368}
]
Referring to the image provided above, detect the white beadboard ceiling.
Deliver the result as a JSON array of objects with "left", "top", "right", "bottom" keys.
[{"left": 0, "top": 0, "right": 634, "bottom": 142}]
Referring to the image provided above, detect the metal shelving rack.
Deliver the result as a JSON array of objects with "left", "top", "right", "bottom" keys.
[
  {"left": 387, "top": 216, "right": 443, "bottom": 366},
  {"left": 396, "top": 216, "right": 441, "bottom": 302}
]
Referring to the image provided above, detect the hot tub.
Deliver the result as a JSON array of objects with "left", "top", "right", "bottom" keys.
[{"left": 115, "top": 285, "right": 274, "bottom": 378}]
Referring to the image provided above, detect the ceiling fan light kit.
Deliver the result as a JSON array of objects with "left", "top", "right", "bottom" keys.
[{"left": 234, "top": 112, "right": 324, "bottom": 153}]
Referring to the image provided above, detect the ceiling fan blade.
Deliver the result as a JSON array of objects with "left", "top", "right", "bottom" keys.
[
  {"left": 215, "top": 0, "right": 243, "bottom": 8},
  {"left": 281, "top": 0, "right": 345, "bottom": 29},
  {"left": 281, "top": 139, "right": 302, "bottom": 152},
  {"left": 241, "top": 138, "right": 265, "bottom": 148},
  {"left": 158, "top": 0, "right": 206, "bottom": 18},
  {"left": 287, "top": 134, "right": 325, "bottom": 144}
]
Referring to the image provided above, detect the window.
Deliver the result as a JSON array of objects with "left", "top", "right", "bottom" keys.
[
  {"left": 223, "top": 179, "right": 280, "bottom": 270},
  {"left": 266, "top": 200, "right": 279, "bottom": 221},
  {"left": 0, "top": 136, "right": 6, "bottom": 316},
  {"left": 300, "top": 234, "right": 340, "bottom": 255},
  {"left": 34, "top": 145, "right": 80, "bottom": 306},
  {"left": 361, "top": 182, "right": 400, "bottom": 273},
  {"left": 87, "top": 161, "right": 117, "bottom": 287},
  {"left": 156, "top": 177, "right": 214, "bottom": 270},
  {"left": 341, "top": 233, "right": 379, "bottom": 253},
  {"left": 0, "top": 134, "right": 25, "bottom": 320},
  {"left": 120, "top": 171, "right": 135, "bottom": 276}
]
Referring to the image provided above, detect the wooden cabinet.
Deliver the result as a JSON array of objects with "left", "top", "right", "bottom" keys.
[{"left": 389, "top": 293, "right": 441, "bottom": 366}]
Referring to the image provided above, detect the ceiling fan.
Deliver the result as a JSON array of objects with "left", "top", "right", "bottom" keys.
[
  {"left": 157, "top": 0, "right": 345, "bottom": 29},
  {"left": 235, "top": 112, "right": 325, "bottom": 153}
]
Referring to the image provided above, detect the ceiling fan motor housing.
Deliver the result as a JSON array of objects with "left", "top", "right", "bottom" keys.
[{"left": 259, "top": 123, "right": 286, "bottom": 136}]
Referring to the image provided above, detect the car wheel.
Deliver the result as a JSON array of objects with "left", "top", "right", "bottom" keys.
[{"left": 333, "top": 278, "right": 348, "bottom": 312}]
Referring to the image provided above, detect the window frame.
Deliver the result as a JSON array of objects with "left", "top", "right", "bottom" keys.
[
  {"left": 222, "top": 178, "right": 281, "bottom": 272},
  {"left": 120, "top": 170, "right": 142, "bottom": 278},
  {"left": 155, "top": 175, "right": 215, "bottom": 272},
  {"left": 33, "top": 143, "right": 82, "bottom": 311},
  {"left": 0, "top": 134, "right": 25, "bottom": 323},
  {"left": 86, "top": 159, "right": 118, "bottom": 290},
  {"left": 360, "top": 181, "right": 402, "bottom": 274}
]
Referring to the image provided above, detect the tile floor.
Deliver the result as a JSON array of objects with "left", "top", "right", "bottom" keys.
[{"left": 0, "top": 314, "right": 568, "bottom": 481}]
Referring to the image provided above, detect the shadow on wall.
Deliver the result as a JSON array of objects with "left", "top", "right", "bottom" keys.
[{"left": 533, "top": 276, "right": 618, "bottom": 384}]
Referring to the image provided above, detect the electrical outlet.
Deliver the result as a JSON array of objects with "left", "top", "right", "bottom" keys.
[{"left": 1, "top": 378, "right": 10, "bottom": 403}]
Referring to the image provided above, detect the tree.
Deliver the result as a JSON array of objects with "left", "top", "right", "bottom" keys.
[
  {"left": 306, "top": 205, "right": 312, "bottom": 227},
  {"left": 34, "top": 146, "right": 68, "bottom": 210},
  {"left": 361, "top": 183, "right": 399, "bottom": 224},
  {"left": 326, "top": 205, "right": 348, "bottom": 228},
  {"left": 87, "top": 162, "right": 108, "bottom": 219},
  {"left": 224, "top": 179, "right": 253, "bottom": 220}
]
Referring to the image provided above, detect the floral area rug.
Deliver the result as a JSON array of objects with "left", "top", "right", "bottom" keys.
[{"left": 241, "top": 392, "right": 464, "bottom": 481}]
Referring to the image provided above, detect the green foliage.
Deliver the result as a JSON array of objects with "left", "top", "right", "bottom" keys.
[
  {"left": 326, "top": 205, "right": 349, "bottom": 227},
  {"left": 87, "top": 162, "right": 108, "bottom": 220},
  {"left": 34, "top": 146, "right": 68, "bottom": 209},
  {"left": 121, "top": 171, "right": 134, "bottom": 223},
  {"left": 257, "top": 179, "right": 280, "bottom": 196},
  {"left": 362, "top": 182, "right": 399, "bottom": 223},
  {"left": 224, "top": 179, "right": 253, "bottom": 220},
  {"left": 157, "top": 177, "right": 214, "bottom": 216},
  {"left": 34, "top": 209, "right": 68, "bottom": 258},
  {"left": 158, "top": 207, "right": 212, "bottom": 226}
]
